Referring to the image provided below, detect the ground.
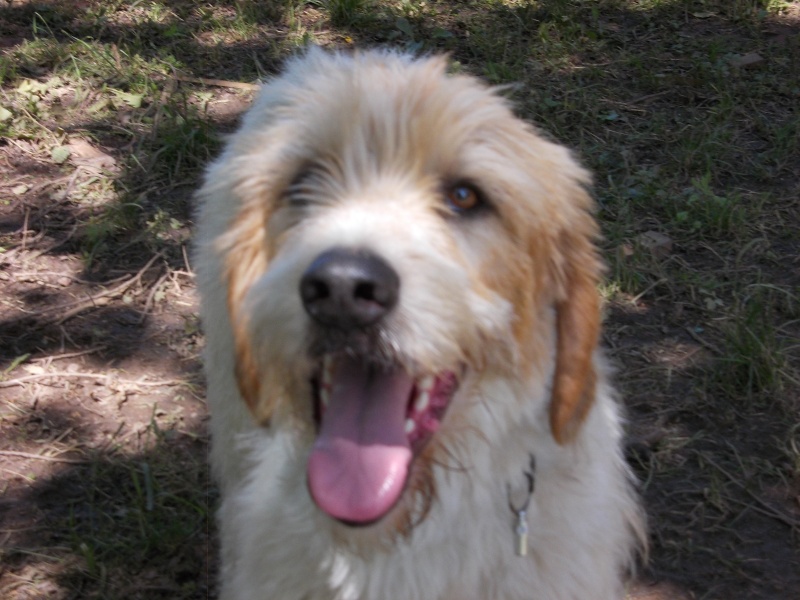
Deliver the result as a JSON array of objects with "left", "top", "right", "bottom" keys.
[{"left": 0, "top": 1, "right": 798, "bottom": 599}]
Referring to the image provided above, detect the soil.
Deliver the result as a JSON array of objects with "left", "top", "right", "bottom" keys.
[
  {"left": 3, "top": 109, "right": 798, "bottom": 600},
  {"left": 0, "top": 3, "right": 799, "bottom": 599}
]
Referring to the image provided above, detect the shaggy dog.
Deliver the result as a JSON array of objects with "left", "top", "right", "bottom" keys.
[{"left": 194, "top": 48, "right": 645, "bottom": 600}]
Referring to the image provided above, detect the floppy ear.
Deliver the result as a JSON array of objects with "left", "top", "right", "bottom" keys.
[
  {"left": 549, "top": 222, "right": 603, "bottom": 445},
  {"left": 222, "top": 203, "right": 274, "bottom": 425},
  {"left": 496, "top": 122, "right": 603, "bottom": 443}
]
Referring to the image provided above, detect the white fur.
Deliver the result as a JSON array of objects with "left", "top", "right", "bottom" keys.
[{"left": 195, "top": 48, "right": 644, "bottom": 600}]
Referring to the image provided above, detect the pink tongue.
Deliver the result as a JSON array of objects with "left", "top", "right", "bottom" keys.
[{"left": 307, "top": 357, "right": 414, "bottom": 523}]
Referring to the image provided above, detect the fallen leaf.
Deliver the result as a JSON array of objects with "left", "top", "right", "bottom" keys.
[
  {"left": 51, "top": 145, "right": 71, "bottom": 164},
  {"left": 66, "top": 138, "right": 117, "bottom": 169},
  {"left": 88, "top": 98, "right": 110, "bottom": 114},
  {"left": 112, "top": 90, "right": 144, "bottom": 108}
]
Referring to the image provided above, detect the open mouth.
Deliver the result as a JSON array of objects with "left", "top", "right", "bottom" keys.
[{"left": 307, "top": 354, "right": 457, "bottom": 525}]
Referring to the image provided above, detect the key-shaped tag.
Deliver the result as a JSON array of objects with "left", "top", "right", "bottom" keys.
[
  {"left": 507, "top": 455, "right": 535, "bottom": 558},
  {"left": 514, "top": 509, "right": 529, "bottom": 557}
]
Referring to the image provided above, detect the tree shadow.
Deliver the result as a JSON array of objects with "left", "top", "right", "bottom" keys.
[
  {"left": 1, "top": 0, "right": 798, "bottom": 598},
  {"left": 0, "top": 403, "right": 214, "bottom": 599}
]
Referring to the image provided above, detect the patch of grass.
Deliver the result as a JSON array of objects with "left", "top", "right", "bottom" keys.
[
  {"left": 784, "top": 423, "right": 800, "bottom": 480},
  {"left": 711, "top": 287, "right": 793, "bottom": 399},
  {"left": 1, "top": 0, "right": 799, "bottom": 598},
  {"left": 605, "top": 243, "right": 665, "bottom": 297},
  {"left": 80, "top": 203, "right": 139, "bottom": 264},
  {"left": 233, "top": 0, "right": 294, "bottom": 24},
  {"left": 722, "top": 0, "right": 796, "bottom": 20},
  {"left": 59, "top": 443, "right": 210, "bottom": 598},
  {"left": 0, "top": 16, "right": 222, "bottom": 266},
  {"left": 670, "top": 173, "right": 749, "bottom": 240},
  {"left": 324, "top": 0, "right": 371, "bottom": 26}
]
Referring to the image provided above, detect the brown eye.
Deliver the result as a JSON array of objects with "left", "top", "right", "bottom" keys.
[{"left": 445, "top": 184, "right": 482, "bottom": 214}]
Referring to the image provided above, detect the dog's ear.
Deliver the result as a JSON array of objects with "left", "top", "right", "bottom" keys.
[
  {"left": 223, "top": 204, "right": 274, "bottom": 425},
  {"left": 501, "top": 124, "right": 603, "bottom": 444},
  {"left": 549, "top": 208, "right": 603, "bottom": 445}
]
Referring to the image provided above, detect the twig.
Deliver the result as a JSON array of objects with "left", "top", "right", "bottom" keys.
[
  {"left": 631, "top": 278, "right": 668, "bottom": 304},
  {"left": 0, "top": 372, "right": 193, "bottom": 389},
  {"left": 685, "top": 326, "right": 723, "bottom": 356},
  {"left": 182, "top": 243, "right": 192, "bottom": 274},
  {"left": 4, "top": 253, "right": 163, "bottom": 326},
  {"left": 169, "top": 269, "right": 183, "bottom": 295},
  {"left": 138, "top": 270, "right": 169, "bottom": 324},
  {"left": 0, "top": 450, "right": 86, "bottom": 465},
  {"left": 21, "top": 207, "right": 30, "bottom": 250},
  {"left": 173, "top": 74, "right": 260, "bottom": 91},
  {"left": 54, "top": 252, "right": 164, "bottom": 324},
  {"left": 628, "top": 89, "right": 672, "bottom": 104},
  {"left": 701, "top": 453, "right": 800, "bottom": 529},
  {"left": 26, "top": 223, "right": 80, "bottom": 260},
  {"left": 31, "top": 347, "right": 104, "bottom": 363}
]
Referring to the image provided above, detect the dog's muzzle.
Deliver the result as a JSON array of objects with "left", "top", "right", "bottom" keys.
[{"left": 299, "top": 248, "right": 457, "bottom": 525}]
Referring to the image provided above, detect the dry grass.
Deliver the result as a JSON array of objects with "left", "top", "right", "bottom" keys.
[{"left": 0, "top": 1, "right": 798, "bottom": 598}]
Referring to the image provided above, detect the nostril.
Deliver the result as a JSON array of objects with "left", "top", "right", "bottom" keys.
[
  {"left": 301, "top": 279, "right": 331, "bottom": 304},
  {"left": 354, "top": 281, "right": 377, "bottom": 303},
  {"left": 355, "top": 280, "right": 395, "bottom": 308}
]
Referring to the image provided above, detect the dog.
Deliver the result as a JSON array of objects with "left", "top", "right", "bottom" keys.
[{"left": 194, "top": 48, "right": 645, "bottom": 600}]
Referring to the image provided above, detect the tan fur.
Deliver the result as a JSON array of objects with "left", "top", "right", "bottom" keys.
[
  {"left": 223, "top": 207, "right": 269, "bottom": 418},
  {"left": 194, "top": 48, "right": 645, "bottom": 600},
  {"left": 550, "top": 221, "right": 604, "bottom": 443}
]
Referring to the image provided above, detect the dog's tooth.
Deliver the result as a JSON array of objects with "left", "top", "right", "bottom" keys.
[
  {"left": 419, "top": 375, "right": 435, "bottom": 393},
  {"left": 414, "top": 390, "right": 430, "bottom": 413},
  {"left": 405, "top": 419, "right": 416, "bottom": 435},
  {"left": 322, "top": 355, "right": 333, "bottom": 387},
  {"left": 320, "top": 385, "right": 330, "bottom": 408}
]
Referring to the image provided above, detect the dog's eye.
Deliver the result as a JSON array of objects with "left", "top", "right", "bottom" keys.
[
  {"left": 285, "top": 169, "right": 315, "bottom": 206},
  {"left": 445, "top": 184, "right": 483, "bottom": 214}
]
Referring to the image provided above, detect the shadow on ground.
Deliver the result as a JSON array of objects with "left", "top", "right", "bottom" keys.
[
  {"left": 1, "top": 1, "right": 798, "bottom": 599},
  {"left": 0, "top": 404, "right": 213, "bottom": 600}
]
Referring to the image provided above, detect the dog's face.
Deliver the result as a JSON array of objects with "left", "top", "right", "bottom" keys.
[{"left": 203, "top": 50, "right": 603, "bottom": 528}]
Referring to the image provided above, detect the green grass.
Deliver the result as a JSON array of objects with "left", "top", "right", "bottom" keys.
[
  {"left": 1, "top": 0, "right": 799, "bottom": 598},
  {"left": 59, "top": 443, "right": 211, "bottom": 598},
  {"left": 323, "top": 0, "right": 371, "bottom": 26},
  {"left": 711, "top": 285, "right": 796, "bottom": 399}
]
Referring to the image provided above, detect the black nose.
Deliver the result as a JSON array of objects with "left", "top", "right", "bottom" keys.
[{"left": 299, "top": 248, "right": 400, "bottom": 329}]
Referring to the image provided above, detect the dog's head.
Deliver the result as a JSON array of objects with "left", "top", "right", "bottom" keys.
[{"left": 198, "top": 49, "right": 603, "bottom": 528}]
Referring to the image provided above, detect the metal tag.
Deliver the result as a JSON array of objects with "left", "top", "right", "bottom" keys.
[{"left": 515, "top": 509, "right": 529, "bottom": 557}]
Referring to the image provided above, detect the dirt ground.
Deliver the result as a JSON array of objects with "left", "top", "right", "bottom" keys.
[
  {"left": 0, "top": 152, "right": 212, "bottom": 597},
  {"left": 1, "top": 1, "right": 799, "bottom": 599},
  {"left": 2, "top": 101, "right": 798, "bottom": 600}
]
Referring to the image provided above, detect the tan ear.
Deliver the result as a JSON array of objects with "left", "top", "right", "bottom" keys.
[
  {"left": 549, "top": 228, "right": 602, "bottom": 445},
  {"left": 223, "top": 204, "right": 273, "bottom": 425}
]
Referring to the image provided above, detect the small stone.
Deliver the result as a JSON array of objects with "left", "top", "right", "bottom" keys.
[
  {"left": 729, "top": 52, "right": 765, "bottom": 69},
  {"left": 636, "top": 231, "right": 673, "bottom": 259},
  {"left": 617, "top": 243, "right": 634, "bottom": 259}
]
